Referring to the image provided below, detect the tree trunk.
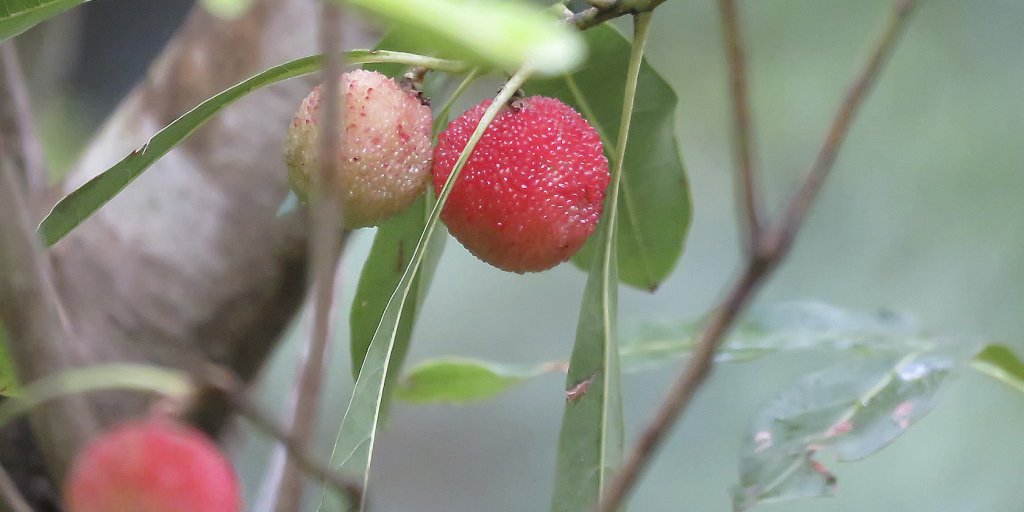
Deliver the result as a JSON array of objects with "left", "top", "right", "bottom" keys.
[{"left": 1, "top": 0, "right": 373, "bottom": 506}]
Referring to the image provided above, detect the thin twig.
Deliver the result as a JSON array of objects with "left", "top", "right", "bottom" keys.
[
  {"left": 0, "top": 462, "right": 31, "bottom": 512},
  {"left": 568, "top": 0, "right": 670, "bottom": 30},
  {"left": 598, "top": 2, "right": 919, "bottom": 510},
  {"left": 1, "top": 41, "right": 48, "bottom": 198},
  {"left": 276, "top": 3, "right": 348, "bottom": 511},
  {"left": 717, "top": 0, "right": 761, "bottom": 249},
  {"left": 198, "top": 366, "right": 363, "bottom": 507}
]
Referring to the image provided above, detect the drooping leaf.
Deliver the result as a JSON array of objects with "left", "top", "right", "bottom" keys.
[
  {"left": 397, "top": 358, "right": 553, "bottom": 404},
  {"left": 0, "top": 0, "right": 89, "bottom": 42},
  {"left": 349, "top": 194, "right": 445, "bottom": 382},
  {"left": 551, "top": 14, "right": 656, "bottom": 512},
  {"left": 732, "top": 352, "right": 956, "bottom": 511},
  {"left": 37, "top": 50, "right": 468, "bottom": 247},
  {"left": 526, "top": 23, "right": 691, "bottom": 291},
  {"left": 394, "top": 302, "right": 938, "bottom": 405},
  {"left": 550, "top": 219, "right": 623, "bottom": 512},
  {"left": 199, "top": 0, "right": 252, "bottom": 18},
  {"left": 342, "top": 0, "right": 583, "bottom": 76},
  {"left": 620, "top": 301, "right": 931, "bottom": 373},
  {"left": 0, "top": 323, "right": 17, "bottom": 397},
  {"left": 0, "top": 364, "right": 191, "bottom": 430},
  {"left": 321, "top": 71, "right": 533, "bottom": 512},
  {"left": 971, "top": 343, "right": 1024, "bottom": 395}
]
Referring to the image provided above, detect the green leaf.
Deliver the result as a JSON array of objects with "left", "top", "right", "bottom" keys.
[
  {"left": 199, "top": 0, "right": 252, "bottom": 18},
  {"left": 971, "top": 343, "right": 1024, "bottom": 395},
  {"left": 349, "top": 194, "right": 445, "bottom": 383},
  {"left": 620, "top": 301, "right": 931, "bottom": 373},
  {"left": 551, "top": 14, "right": 654, "bottom": 512},
  {"left": 526, "top": 23, "right": 692, "bottom": 291},
  {"left": 36, "top": 50, "right": 468, "bottom": 247},
  {"left": 343, "top": 0, "right": 583, "bottom": 76},
  {"left": 395, "top": 302, "right": 936, "bottom": 405},
  {"left": 0, "top": 323, "right": 17, "bottom": 397},
  {"left": 322, "top": 69, "right": 534, "bottom": 512},
  {"left": 732, "top": 352, "right": 956, "bottom": 511},
  {"left": 0, "top": 0, "right": 89, "bottom": 42},
  {"left": 396, "top": 358, "right": 550, "bottom": 404},
  {"left": 0, "top": 364, "right": 191, "bottom": 430}
]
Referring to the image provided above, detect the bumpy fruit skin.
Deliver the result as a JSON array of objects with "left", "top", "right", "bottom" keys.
[
  {"left": 433, "top": 97, "right": 610, "bottom": 273},
  {"left": 285, "top": 69, "right": 433, "bottom": 228},
  {"left": 64, "top": 419, "right": 242, "bottom": 512}
]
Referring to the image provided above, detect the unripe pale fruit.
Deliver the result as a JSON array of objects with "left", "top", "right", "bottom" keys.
[
  {"left": 285, "top": 69, "right": 433, "bottom": 228},
  {"left": 64, "top": 419, "right": 242, "bottom": 512},
  {"left": 433, "top": 96, "right": 610, "bottom": 273}
]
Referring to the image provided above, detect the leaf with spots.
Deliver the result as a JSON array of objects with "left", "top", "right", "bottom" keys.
[{"left": 733, "top": 351, "right": 956, "bottom": 511}]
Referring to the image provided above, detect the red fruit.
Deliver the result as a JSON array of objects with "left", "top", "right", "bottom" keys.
[
  {"left": 285, "top": 69, "right": 433, "bottom": 228},
  {"left": 65, "top": 419, "right": 241, "bottom": 512},
  {"left": 433, "top": 97, "right": 609, "bottom": 273}
]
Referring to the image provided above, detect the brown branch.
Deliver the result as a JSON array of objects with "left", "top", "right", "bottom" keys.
[
  {"left": 0, "top": 41, "right": 47, "bottom": 198},
  {"left": 568, "top": 0, "right": 671, "bottom": 30},
  {"left": 0, "top": 130, "right": 101, "bottom": 480},
  {"left": 197, "top": 366, "right": 362, "bottom": 509},
  {"left": 717, "top": 0, "right": 761, "bottom": 249},
  {"left": 276, "top": 3, "right": 347, "bottom": 511},
  {"left": 0, "top": 463, "right": 31, "bottom": 512},
  {"left": 598, "top": 1, "right": 919, "bottom": 510}
]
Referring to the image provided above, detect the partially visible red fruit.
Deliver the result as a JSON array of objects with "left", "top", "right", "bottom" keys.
[
  {"left": 285, "top": 69, "right": 433, "bottom": 228},
  {"left": 64, "top": 419, "right": 242, "bottom": 512},
  {"left": 433, "top": 96, "right": 610, "bottom": 273}
]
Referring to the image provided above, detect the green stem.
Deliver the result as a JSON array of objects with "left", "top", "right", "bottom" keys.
[
  {"left": 432, "top": 68, "right": 483, "bottom": 135},
  {"left": 0, "top": 364, "right": 191, "bottom": 431}
]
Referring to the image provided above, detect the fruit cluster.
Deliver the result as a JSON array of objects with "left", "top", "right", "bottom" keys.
[{"left": 285, "top": 70, "right": 610, "bottom": 273}]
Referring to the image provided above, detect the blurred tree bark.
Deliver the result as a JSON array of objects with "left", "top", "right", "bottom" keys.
[{"left": 0, "top": 0, "right": 372, "bottom": 508}]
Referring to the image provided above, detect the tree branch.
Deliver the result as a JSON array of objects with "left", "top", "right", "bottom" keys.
[
  {"left": 598, "top": 2, "right": 919, "bottom": 510},
  {"left": 1, "top": 40, "right": 48, "bottom": 199},
  {"left": 196, "top": 366, "right": 362, "bottom": 509},
  {"left": 0, "top": 154, "right": 101, "bottom": 477},
  {"left": 717, "top": 0, "right": 761, "bottom": 249},
  {"left": 0, "top": 463, "right": 31, "bottom": 512},
  {"left": 276, "top": 3, "right": 347, "bottom": 510},
  {"left": 568, "top": 0, "right": 671, "bottom": 30}
]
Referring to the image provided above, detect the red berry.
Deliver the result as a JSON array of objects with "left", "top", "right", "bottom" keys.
[
  {"left": 433, "top": 97, "right": 609, "bottom": 273},
  {"left": 285, "top": 69, "right": 433, "bottom": 228},
  {"left": 65, "top": 419, "right": 241, "bottom": 512}
]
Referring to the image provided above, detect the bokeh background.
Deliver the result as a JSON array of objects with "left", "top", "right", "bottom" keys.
[{"left": 22, "top": 0, "right": 1024, "bottom": 510}]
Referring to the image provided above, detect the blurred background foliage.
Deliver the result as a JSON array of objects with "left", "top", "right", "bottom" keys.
[{"left": 23, "top": 0, "right": 1024, "bottom": 510}]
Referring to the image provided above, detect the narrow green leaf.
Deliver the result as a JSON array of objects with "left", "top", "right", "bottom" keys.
[
  {"left": 349, "top": 194, "right": 445, "bottom": 382},
  {"left": 0, "top": 323, "right": 17, "bottom": 397},
  {"left": 0, "top": 0, "right": 89, "bottom": 42},
  {"left": 322, "top": 69, "right": 534, "bottom": 512},
  {"left": 397, "top": 302, "right": 937, "bottom": 405},
  {"left": 620, "top": 301, "right": 931, "bottom": 373},
  {"left": 0, "top": 364, "right": 191, "bottom": 430},
  {"left": 199, "top": 0, "right": 252, "bottom": 19},
  {"left": 343, "top": 0, "right": 583, "bottom": 75},
  {"left": 971, "top": 343, "right": 1024, "bottom": 395},
  {"left": 526, "top": 23, "right": 691, "bottom": 291},
  {"left": 551, "top": 14, "right": 653, "bottom": 512},
  {"left": 37, "top": 50, "right": 469, "bottom": 247},
  {"left": 732, "top": 352, "right": 956, "bottom": 511},
  {"left": 396, "top": 358, "right": 550, "bottom": 404}
]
